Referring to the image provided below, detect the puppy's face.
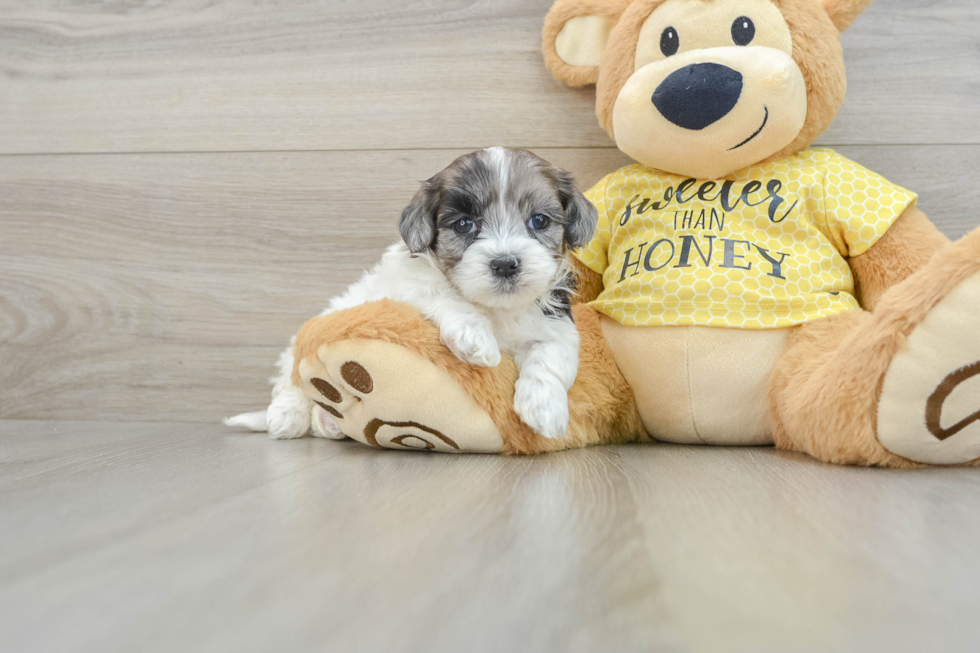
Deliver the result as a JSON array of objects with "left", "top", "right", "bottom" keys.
[{"left": 399, "top": 148, "right": 598, "bottom": 310}]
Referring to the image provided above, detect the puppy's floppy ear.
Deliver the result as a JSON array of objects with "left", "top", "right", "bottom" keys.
[
  {"left": 399, "top": 176, "right": 441, "bottom": 253},
  {"left": 550, "top": 167, "right": 598, "bottom": 250}
]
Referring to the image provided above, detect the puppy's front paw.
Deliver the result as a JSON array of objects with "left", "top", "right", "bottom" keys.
[
  {"left": 441, "top": 318, "right": 501, "bottom": 367},
  {"left": 514, "top": 375, "right": 569, "bottom": 439},
  {"left": 267, "top": 389, "right": 312, "bottom": 439},
  {"left": 310, "top": 403, "right": 346, "bottom": 440}
]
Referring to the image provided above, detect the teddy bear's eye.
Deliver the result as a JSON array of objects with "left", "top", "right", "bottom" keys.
[
  {"left": 731, "top": 16, "right": 756, "bottom": 46},
  {"left": 660, "top": 27, "right": 679, "bottom": 57}
]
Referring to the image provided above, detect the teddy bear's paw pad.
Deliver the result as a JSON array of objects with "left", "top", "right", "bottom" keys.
[
  {"left": 878, "top": 271, "right": 980, "bottom": 465},
  {"left": 296, "top": 339, "right": 504, "bottom": 453}
]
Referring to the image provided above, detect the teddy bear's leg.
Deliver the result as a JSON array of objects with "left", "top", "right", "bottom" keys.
[
  {"left": 290, "top": 299, "right": 646, "bottom": 454},
  {"left": 769, "top": 228, "right": 980, "bottom": 467}
]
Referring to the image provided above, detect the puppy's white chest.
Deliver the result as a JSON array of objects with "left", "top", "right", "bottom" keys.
[{"left": 488, "top": 308, "right": 545, "bottom": 355}]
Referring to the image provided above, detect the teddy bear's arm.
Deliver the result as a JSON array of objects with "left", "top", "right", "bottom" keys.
[
  {"left": 569, "top": 254, "right": 604, "bottom": 304},
  {"left": 848, "top": 206, "right": 950, "bottom": 311}
]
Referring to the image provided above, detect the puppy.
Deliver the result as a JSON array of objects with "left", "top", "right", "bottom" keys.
[{"left": 226, "top": 147, "right": 598, "bottom": 440}]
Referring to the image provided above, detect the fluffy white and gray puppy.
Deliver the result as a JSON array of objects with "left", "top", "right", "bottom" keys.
[{"left": 227, "top": 147, "right": 598, "bottom": 440}]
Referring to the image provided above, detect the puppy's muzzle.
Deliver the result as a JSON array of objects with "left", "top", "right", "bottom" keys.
[
  {"left": 653, "top": 63, "right": 744, "bottom": 130},
  {"left": 490, "top": 255, "right": 521, "bottom": 280}
]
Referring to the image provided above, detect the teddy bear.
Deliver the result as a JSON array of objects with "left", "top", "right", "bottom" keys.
[{"left": 287, "top": 0, "right": 980, "bottom": 467}]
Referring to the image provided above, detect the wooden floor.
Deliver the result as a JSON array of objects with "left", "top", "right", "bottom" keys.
[
  {"left": 2, "top": 1, "right": 980, "bottom": 651},
  {"left": 3, "top": 420, "right": 980, "bottom": 653}
]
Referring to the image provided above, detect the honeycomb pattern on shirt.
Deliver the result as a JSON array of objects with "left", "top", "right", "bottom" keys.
[{"left": 574, "top": 148, "right": 917, "bottom": 329}]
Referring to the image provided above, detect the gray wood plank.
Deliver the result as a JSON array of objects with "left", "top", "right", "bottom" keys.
[
  {"left": 1, "top": 420, "right": 978, "bottom": 653},
  {"left": 0, "top": 0, "right": 976, "bottom": 154},
  {"left": 2, "top": 145, "right": 978, "bottom": 423}
]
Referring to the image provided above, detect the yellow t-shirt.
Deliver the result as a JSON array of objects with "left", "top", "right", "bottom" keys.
[{"left": 575, "top": 148, "right": 917, "bottom": 329}]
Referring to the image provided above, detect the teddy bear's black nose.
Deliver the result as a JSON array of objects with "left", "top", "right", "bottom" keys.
[{"left": 652, "top": 63, "right": 744, "bottom": 130}]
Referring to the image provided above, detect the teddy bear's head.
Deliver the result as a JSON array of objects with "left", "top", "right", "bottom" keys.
[{"left": 543, "top": 0, "right": 873, "bottom": 179}]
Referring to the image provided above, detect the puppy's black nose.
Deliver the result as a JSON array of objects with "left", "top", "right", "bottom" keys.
[
  {"left": 490, "top": 255, "right": 521, "bottom": 279},
  {"left": 652, "top": 63, "right": 743, "bottom": 130}
]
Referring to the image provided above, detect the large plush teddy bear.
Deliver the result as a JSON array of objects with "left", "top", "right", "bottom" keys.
[{"left": 287, "top": 0, "right": 980, "bottom": 467}]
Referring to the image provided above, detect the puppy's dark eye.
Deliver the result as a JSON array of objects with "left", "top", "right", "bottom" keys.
[
  {"left": 660, "top": 27, "right": 679, "bottom": 57},
  {"left": 452, "top": 218, "right": 476, "bottom": 235},
  {"left": 731, "top": 16, "right": 755, "bottom": 46},
  {"left": 527, "top": 214, "right": 551, "bottom": 231}
]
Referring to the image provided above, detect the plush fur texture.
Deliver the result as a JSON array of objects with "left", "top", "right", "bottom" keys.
[
  {"left": 569, "top": 254, "right": 605, "bottom": 304},
  {"left": 765, "top": 0, "right": 848, "bottom": 165},
  {"left": 543, "top": 0, "right": 635, "bottom": 87},
  {"left": 823, "top": 0, "right": 876, "bottom": 31},
  {"left": 611, "top": 1, "right": 810, "bottom": 178},
  {"left": 292, "top": 300, "right": 648, "bottom": 455},
  {"left": 848, "top": 205, "right": 951, "bottom": 311},
  {"left": 544, "top": 0, "right": 849, "bottom": 169},
  {"left": 770, "top": 228, "right": 980, "bottom": 467}
]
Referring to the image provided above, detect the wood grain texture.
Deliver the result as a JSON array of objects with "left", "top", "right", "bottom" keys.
[
  {"left": 0, "top": 0, "right": 977, "bottom": 154},
  {"left": 2, "top": 145, "right": 978, "bottom": 423},
  {"left": 2, "top": 3, "right": 978, "bottom": 650},
  {"left": 2, "top": 420, "right": 978, "bottom": 653}
]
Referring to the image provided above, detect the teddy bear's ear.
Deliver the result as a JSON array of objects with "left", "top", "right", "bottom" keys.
[
  {"left": 823, "top": 0, "right": 875, "bottom": 31},
  {"left": 543, "top": 0, "right": 633, "bottom": 87}
]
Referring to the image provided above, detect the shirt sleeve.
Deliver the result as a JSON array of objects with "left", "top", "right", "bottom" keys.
[
  {"left": 572, "top": 176, "right": 613, "bottom": 276},
  {"left": 821, "top": 152, "right": 918, "bottom": 258}
]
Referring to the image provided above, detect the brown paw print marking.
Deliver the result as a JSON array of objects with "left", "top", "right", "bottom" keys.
[
  {"left": 314, "top": 401, "right": 343, "bottom": 419},
  {"left": 341, "top": 361, "right": 374, "bottom": 394},
  {"left": 391, "top": 435, "right": 435, "bottom": 450},
  {"left": 926, "top": 361, "right": 980, "bottom": 441},
  {"left": 311, "top": 378, "right": 342, "bottom": 404},
  {"left": 363, "top": 418, "right": 459, "bottom": 451}
]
